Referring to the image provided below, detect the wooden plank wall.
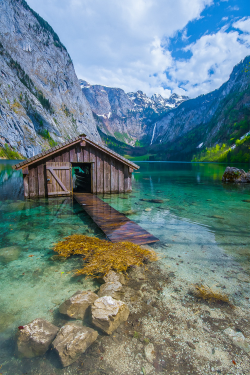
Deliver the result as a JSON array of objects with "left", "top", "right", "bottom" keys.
[{"left": 24, "top": 142, "right": 132, "bottom": 197}]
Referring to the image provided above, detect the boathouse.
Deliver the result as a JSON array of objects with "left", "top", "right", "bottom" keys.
[{"left": 13, "top": 134, "right": 139, "bottom": 198}]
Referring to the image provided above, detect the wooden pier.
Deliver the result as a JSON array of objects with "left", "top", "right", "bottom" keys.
[{"left": 73, "top": 193, "right": 159, "bottom": 245}]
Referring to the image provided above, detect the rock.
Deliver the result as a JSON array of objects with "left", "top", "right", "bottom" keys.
[
  {"left": 91, "top": 296, "right": 129, "bottom": 335},
  {"left": 149, "top": 199, "right": 164, "bottom": 203},
  {"left": 186, "top": 341, "right": 196, "bottom": 349},
  {"left": 0, "top": 246, "right": 20, "bottom": 263},
  {"left": 17, "top": 318, "right": 59, "bottom": 358},
  {"left": 98, "top": 281, "right": 123, "bottom": 299},
  {"left": 224, "top": 328, "right": 250, "bottom": 354},
  {"left": 144, "top": 208, "right": 152, "bottom": 212},
  {"left": 222, "top": 167, "right": 250, "bottom": 183},
  {"left": 103, "top": 270, "right": 126, "bottom": 285},
  {"left": 144, "top": 343, "right": 156, "bottom": 363},
  {"left": 52, "top": 322, "right": 98, "bottom": 367},
  {"left": 123, "top": 210, "right": 137, "bottom": 215},
  {"left": 59, "top": 290, "right": 98, "bottom": 319}
]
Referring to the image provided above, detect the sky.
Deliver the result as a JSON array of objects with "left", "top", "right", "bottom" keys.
[{"left": 27, "top": 0, "right": 250, "bottom": 99}]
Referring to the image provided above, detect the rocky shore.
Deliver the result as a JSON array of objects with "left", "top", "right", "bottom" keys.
[
  {"left": 14, "top": 260, "right": 250, "bottom": 374},
  {"left": 222, "top": 167, "right": 250, "bottom": 183}
]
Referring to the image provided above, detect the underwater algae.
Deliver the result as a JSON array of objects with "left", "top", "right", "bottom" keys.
[
  {"left": 53, "top": 234, "right": 158, "bottom": 278},
  {"left": 192, "top": 284, "right": 231, "bottom": 305}
]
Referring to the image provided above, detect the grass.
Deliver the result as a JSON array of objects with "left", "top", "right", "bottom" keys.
[
  {"left": 53, "top": 234, "right": 158, "bottom": 278},
  {"left": 0, "top": 144, "right": 23, "bottom": 160},
  {"left": 125, "top": 154, "right": 156, "bottom": 161}
]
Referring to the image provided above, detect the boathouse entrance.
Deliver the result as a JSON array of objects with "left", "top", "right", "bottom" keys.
[{"left": 72, "top": 162, "right": 92, "bottom": 193}]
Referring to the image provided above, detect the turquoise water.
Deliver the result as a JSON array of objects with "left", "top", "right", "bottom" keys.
[{"left": 0, "top": 160, "right": 250, "bottom": 373}]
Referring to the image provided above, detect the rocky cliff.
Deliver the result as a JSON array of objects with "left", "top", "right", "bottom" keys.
[
  {"left": 0, "top": 0, "right": 100, "bottom": 158},
  {"left": 150, "top": 55, "right": 250, "bottom": 160},
  {"left": 80, "top": 80, "right": 188, "bottom": 146}
]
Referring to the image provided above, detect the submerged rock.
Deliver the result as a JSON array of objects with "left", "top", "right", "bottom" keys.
[
  {"left": 0, "top": 246, "right": 20, "bottom": 263},
  {"left": 103, "top": 270, "right": 126, "bottom": 285},
  {"left": 91, "top": 296, "right": 129, "bottom": 335},
  {"left": 144, "top": 343, "right": 156, "bottom": 363},
  {"left": 222, "top": 167, "right": 250, "bottom": 183},
  {"left": 224, "top": 328, "right": 250, "bottom": 354},
  {"left": 59, "top": 290, "right": 98, "bottom": 319},
  {"left": 123, "top": 210, "right": 137, "bottom": 215},
  {"left": 52, "top": 322, "right": 98, "bottom": 367},
  {"left": 98, "top": 281, "right": 123, "bottom": 299},
  {"left": 17, "top": 318, "right": 59, "bottom": 358}
]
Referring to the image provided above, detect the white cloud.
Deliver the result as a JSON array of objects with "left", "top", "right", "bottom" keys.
[
  {"left": 26, "top": 0, "right": 250, "bottom": 99},
  {"left": 233, "top": 17, "right": 250, "bottom": 33},
  {"left": 167, "top": 25, "right": 250, "bottom": 97}
]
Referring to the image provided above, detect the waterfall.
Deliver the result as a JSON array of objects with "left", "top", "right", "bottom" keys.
[{"left": 150, "top": 123, "right": 156, "bottom": 145}]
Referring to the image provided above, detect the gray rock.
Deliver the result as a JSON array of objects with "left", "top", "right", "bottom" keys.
[
  {"left": 103, "top": 270, "right": 126, "bottom": 285},
  {"left": 0, "top": 0, "right": 100, "bottom": 158},
  {"left": 17, "top": 318, "right": 59, "bottom": 358},
  {"left": 224, "top": 328, "right": 250, "bottom": 354},
  {"left": 52, "top": 322, "right": 98, "bottom": 367},
  {"left": 144, "top": 343, "right": 156, "bottom": 363},
  {"left": 222, "top": 167, "right": 250, "bottom": 183},
  {"left": 59, "top": 290, "right": 98, "bottom": 320},
  {"left": 98, "top": 281, "right": 123, "bottom": 299},
  {"left": 80, "top": 80, "right": 187, "bottom": 146},
  {"left": 91, "top": 296, "right": 129, "bottom": 335}
]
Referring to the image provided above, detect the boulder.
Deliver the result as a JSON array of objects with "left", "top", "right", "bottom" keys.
[
  {"left": 52, "top": 322, "right": 98, "bottom": 367},
  {"left": 98, "top": 281, "right": 123, "bottom": 299},
  {"left": 17, "top": 318, "right": 59, "bottom": 358},
  {"left": 0, "top": 246, "right": 20, "bottom": 264},
  {"left": 144, "top": 343, "right": 156, "bottom": 363},
  {"left": 224, "top": 328, "right": 250, "bottom": 354},
  {"left": 103, "top": 270, "right": 126, "bottom": 285},
  {"left": 222, "top": 167, "right": 250, "bottom": 183},
  {"left": 59, "top": 290, "right": 98, "bottom": 319},
  {"left": 91, "top": 296, "right": 129, "bottom": 335}
]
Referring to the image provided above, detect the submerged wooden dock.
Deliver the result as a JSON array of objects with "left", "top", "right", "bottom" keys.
[{"left": 73, "top": 193, "right": 159, "bottom": 245}]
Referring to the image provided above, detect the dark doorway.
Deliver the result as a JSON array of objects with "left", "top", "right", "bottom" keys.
[{"left": 72, "top": 163, "right": 91, "bottom": 193}]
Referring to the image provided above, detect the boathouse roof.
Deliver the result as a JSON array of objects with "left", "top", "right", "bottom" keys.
[{"left": 13, "top": 134, "right": 139, "bottom": 170}]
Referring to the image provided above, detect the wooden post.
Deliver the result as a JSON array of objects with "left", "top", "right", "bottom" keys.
[
  {"left": 118, "top": 162, "right": 125, "bottom": 193},
  {"left": 89, "top": 146, "right": 96, "bottom": 194},
  {"left": 96, "top": 150, "right": 104, "bottom": 194},
  {"left": 38, "top": 164, "right": 45, "bottom": 197},
  {"left": 111, "top": 159, "right": 119, "bottom": 193},
  {"left": 23, "top": 174, "right": 29, "bottom": 198},
  {"left": 103, "top": 154, "right": 111, "bottom": 193}
]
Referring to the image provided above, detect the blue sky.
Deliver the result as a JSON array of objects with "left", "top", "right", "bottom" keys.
[{"left": 27, "top": 0, "right": 250, "bottom": 98}]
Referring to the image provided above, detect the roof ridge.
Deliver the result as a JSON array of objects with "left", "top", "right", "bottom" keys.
[{"left": 13, "top": 135, "right": 139, "bottom": 170}]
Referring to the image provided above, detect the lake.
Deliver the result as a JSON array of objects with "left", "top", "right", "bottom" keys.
[{"left": 0, "top": 160, "right": 249, "bottom": 373}]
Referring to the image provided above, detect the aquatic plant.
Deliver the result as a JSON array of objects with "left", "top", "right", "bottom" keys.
[
  {"left": 53, "top": 234, "right": 157, "bottom": 278},
  {"left": 191, "top": 284, "right": 230, "bottom": 305}
]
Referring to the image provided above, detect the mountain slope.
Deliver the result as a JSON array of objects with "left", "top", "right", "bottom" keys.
[
  {"left": 149, "top": 56, "right": 250, "bottom": 161},
  {"left": 0, "top": 0, "right": 100, "bottom": 158},
  {"left": 80, "top": 80, "right": 188, "bottom": 146}
]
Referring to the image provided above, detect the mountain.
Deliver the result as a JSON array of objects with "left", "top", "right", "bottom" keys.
[
  {"left": 148, "top": 55, "right": 250, "bottom": 161},
  {"left": 0, "top": 0, "right": 100, "bottom": 158},
  {"left": 80, "top": 80, "right": 188, "bottom": 146}
]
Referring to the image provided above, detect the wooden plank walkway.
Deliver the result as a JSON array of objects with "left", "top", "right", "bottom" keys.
[{"left": 73, "top": 193, "right": 159, "bottom": 245}]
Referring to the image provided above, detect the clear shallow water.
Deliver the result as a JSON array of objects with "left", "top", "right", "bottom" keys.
[{"left": 0, "top": 160, "right": 250, "bottom": 373}]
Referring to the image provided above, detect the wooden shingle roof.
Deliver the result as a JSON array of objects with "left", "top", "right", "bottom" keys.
[{"left": 13, "top": 135, "right": 139, "bottom": 170}]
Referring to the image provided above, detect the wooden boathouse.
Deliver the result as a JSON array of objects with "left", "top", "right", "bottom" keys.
[
  {"left": 13, "top": 134, "right": 139, "bottom": 198},
  {"left": 13, "top": 135, "right": 159, "bottom": 245}
]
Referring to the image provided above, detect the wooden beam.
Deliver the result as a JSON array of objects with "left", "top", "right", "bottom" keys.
[
  {"left": 80, "top": 141, "right": 86, "bottom": 147},
  {"left": 22, "top": 167, "right": 29, "bottom": 175}
]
